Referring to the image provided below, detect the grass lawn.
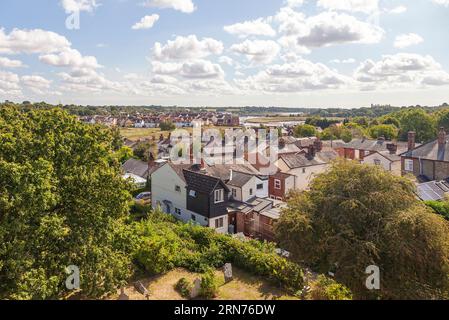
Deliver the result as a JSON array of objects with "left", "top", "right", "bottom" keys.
[
  {"left": 108, "top": 268, "right": 299, "bottom": 300},
  {"left": 245, "top": 116, "right": 308, "bottom": 124}
]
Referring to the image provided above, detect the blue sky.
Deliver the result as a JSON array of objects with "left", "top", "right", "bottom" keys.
[{"left": 0, "top": 0, "right": 449, "bottom": 108}]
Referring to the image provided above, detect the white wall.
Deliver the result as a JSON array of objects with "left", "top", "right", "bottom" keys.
[
  {"left": 255, "top": 178, "right": 269, "bottom": 198},
  {"left": 362, "top": 153, "right": 401, "bottom": 176},
  {"left": 209, "top": 215, "right": 229, "bottom": 234},
  {"left": 287, "top": 164, "right": 329, "bottom": 191}
]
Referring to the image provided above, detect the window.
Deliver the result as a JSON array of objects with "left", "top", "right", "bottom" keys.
[
  {"left": 405, "top": 159, "right": 414, "bottom": 172},
  {"left": 365, "top": 150, "right": 371, "bottom": 156},
  {"left": 302, "top": 168, "right": 306, "bottom": 174},
  {"left": 215, "top": 217, "right": 224, "bottom": 229},
  {"left": 257, "top": 184, "right": 263, "bottom": 190},
  {"left": 249, "top": 188, "right": 253, "bottom": 196},
  {"left": 274, "top": 179, "right": 281, "bottom": 190},
  {"left": 175, "top": 185, "right": 181, "bottom": 192},
  {"left": 232, "top": 188, "right": 237, "bottom": 198},
  {"left": 189, "top": 190, "right": 197, "bottom": 197},
  {"left": 191, "top": 214, "right": 196, "bottom": 221},
  {"left": 214, "top": 189, "right": 224, "bottom": 203},
  {"left": 175, "top": 208, "right": 181, "bottom": 215},
  {"left": 374, "top": 159, "right": 381, "bottom": 166}
]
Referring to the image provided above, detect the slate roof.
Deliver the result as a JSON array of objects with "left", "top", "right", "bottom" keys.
[
  {"left": 183, "top": 169, "right": 229, "bottom": 194},
  {"left": 280, "top": 150, "right": 338, "bottom": 169},
  {"left": 344, "top": 138, "right": 409, "bottom": 154},
  {"left": 366, "top": 150, "right": 401, "bottom": 162},
  {"left": 294, "top": 137, "right": 318, "bottom": 148},
  {"left": 401, "top": 135, "right": 449, "bottom": 162},
  {"left": 121, "top": 159, "right": 149, "bottom": 178},
  {"left": 227, "top": 171, "right": 254, "bottom": 188},
  {"left": 416, "top": 179, "right": 449, "bottom": 201}
]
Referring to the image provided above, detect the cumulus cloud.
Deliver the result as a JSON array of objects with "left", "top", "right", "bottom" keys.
[
  {"left": 224, "top": 18, "right": 276, "bottom": 38},
  {"left": 354, "top": 53, "right": 449, "bottom": 89},
  {"left": 151, "top": 60, "right": 224, "bottom": 79},
  {"left": 388, "top": 6, "right": 407, "bottom": 14},
  {"left": 142, "top": 0, "right": 196, "bottom": 13},
  {"left": 39, "top": 48, "right": 101, "bottom": 69},
  {"left": 235, "top": 59, "right": 351, "bottom": 93},
  {"left": 0, "top": 56, "right": 24, "bottom": 68},
  {"left": 0, "top": 70, "right": 21, "bottom": 95},
  {"left": 317, "top": 0, "right": 379, "bottom": 14},
  {"left": 285, "top": 0, "right": 304, "bottom": 8},
  {"left": 132, "top": 14, "right": 160, "bottom": 30},
  {"left": 231, "top": 40, "right": 281, "bottom": 64},
  {"left": 153, "top": 35, "right": 223, "bottom": 60},
  {"left": 61, "top": 0, "right": 99, "bottom": 13},
  {"left": 0, "top": 28, "right": 71, "bottom": 54},
  {"left": 394, "top": 33, "right": 423, "bottom": 49},
  {"left": 432, "top": 0, "right": 449, "bottom": 7}
]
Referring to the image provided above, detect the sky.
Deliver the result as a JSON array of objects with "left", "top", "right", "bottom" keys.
[{"left": 1, "top": 0, "right": 449, "bottom": 108}]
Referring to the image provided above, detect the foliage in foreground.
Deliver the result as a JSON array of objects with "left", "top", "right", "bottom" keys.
[
  {"left": 307, "top": 275, "right": 353, "bottom": 301},
  {"left": 275, "top": 160, "right": 449, "bottom": 300},
  {"left": 0, "top": 107, "right": 133, "bottom": 299},
  {"left": 425, "top": 200, "right": 449, "bottom": 221},
  {"left": 130, "top": 212, "right": 305, "bottom": 294}
]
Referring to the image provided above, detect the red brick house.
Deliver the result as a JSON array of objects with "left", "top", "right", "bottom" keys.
[{"left": 269, "top": 172, "right": 296, "bottom": 201}]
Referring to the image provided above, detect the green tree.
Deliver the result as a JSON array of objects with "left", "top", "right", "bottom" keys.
[
  {"left": 275, "top": 160, "right": 449, "bottom": 299},
  {"left": 398, "top": 109, "right": 436, "bottom": 142},
  {"left": 307, "top": 275, "right": 352, "bottom": 300},
  {"left": 133, "top": 141, "right": 155, "bottom": 162},
  {"left": 0, "top": 107, "right": 133, "bottom": 299},
  {"left": 436, "top": 109, "right": 449, "bottom": 132},
  {"left": 368, "top": 124, "right": 399, "bottom": 140},
  {"left": 294, "top": 124, "right": 317, "bottom": 138},
  {"left": 159, "top": 121, "right": 176, "bottom": 131}
]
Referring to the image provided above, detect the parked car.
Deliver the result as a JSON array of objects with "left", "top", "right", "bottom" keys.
[{"left": 135, "top": 192, "right": 151, "bottom": 201}]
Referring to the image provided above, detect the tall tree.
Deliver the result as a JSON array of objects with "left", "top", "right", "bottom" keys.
[
  {"left": 0, "top": 107, "right": 133, "bottom": 299},
  {"left": 398, "top": 109, "right": 436, "bottom": 142},
  {"left": 275, "top": 160, "right": 449, "bottom": 299}
]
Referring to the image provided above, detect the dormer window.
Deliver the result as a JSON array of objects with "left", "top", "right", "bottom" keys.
[
  {"left": 214, "top": 189, "right": 224, "bottom": 203},
  {"left": 189, "top": 190, "right": 197, "bottom": 197}
]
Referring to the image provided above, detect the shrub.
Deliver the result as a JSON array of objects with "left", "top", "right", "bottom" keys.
[
  {"left": 175, "top": 278, "right": 192, "bottom": 299},
  {"left": 200, "top": 269, "right": 218, "bottom": 299},
  {"left": 425, "top": 200, "right": 449, "bottom": 220},
  {"left": 307, "top": 275, "right": 353, "bottom": 300}
]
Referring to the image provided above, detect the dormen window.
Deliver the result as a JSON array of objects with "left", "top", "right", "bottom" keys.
[
  {"left": 405, "top": 159, "right": 414, "bottom": 172},
  {"left": 257, "top": 184, "right": 263, "bottom": 190},
  {"left": 374, "top": 159, "right": 381, "bottom": 166},
  {"left": 214, "top": 189, "right": 224, "bottom": 203},
  {"left": 274, "top": 179, "right": 281, "bottom": 190}
]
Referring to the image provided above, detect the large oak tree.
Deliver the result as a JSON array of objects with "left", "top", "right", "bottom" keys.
[{"left": 275, "top": 160, "right": 449, "bottom": 299}]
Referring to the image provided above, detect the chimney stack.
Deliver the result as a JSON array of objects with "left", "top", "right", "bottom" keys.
[
  {"left": 313, "top": 138, "right": 323, "bottom": 152},
  {"left": 408, "top": 131, "right": 416, "bottom": 151},
  {"left": 386, "top": 143, "right": 398, "bottom": 155},
  {"left": 308, "top": 145, "right": 316, "bottom": 159},
  {"left": 438, "top": 127, "right": 446, "bottom": 148}
]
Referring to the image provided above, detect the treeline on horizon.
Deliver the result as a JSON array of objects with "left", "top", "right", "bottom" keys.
[{"left": 1, "top": 100, "right": 449, "bottom": 118}]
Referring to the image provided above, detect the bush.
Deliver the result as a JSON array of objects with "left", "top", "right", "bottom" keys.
[
  {"left": 200, "top": 269, "right": 218, "bottom": 299},
  {"left": 307, "top": 275, "right": 353, "bottom": 300},
  {"left": 132, "top": 217, "right": 305, "bottom": 293},
  {"left": 175, "top": 278, "right": 192, "bottom": 299},
  {"left": 425, "top": 200, "right": 449, "bottom": 220},
  {"left": 130, "top": 201, "right": 152, "bottom": 220}
]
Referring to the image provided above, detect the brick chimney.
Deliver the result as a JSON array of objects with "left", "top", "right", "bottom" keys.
[
  {"left": 438, "top": 127, "right": 446, "bottom": 148},
  {"left": 386, "top": 143, "right": 398, "bottom": 154},
  {"left": 308, "top": 145, "right": 316, "bottom": 159},
  {"left": 313, "top": 138, "right": 323, "bottom": 152},
  {"left": 279, "top": 138, "right": 286, "bottom": 149},
  {"left": 408, "top": 131, "right": 416, "bottom": 151}
]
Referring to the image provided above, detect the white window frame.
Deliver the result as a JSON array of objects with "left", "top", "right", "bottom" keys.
[
  {"left": 405, "top": 159, "right": 414, "bottom": 172},
  {"left": 274, "top": 179, "right": 281, "bottom": 190},
  {"left": 189, "top": 190, "right": 197, "bottom": 197},
  {"left": 214, "top": 189, "right": 224, "bottom": 203}
]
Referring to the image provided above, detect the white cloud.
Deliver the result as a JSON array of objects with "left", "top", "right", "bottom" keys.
[
  {"left": 179, "top": 60, "right": 224, "bottom": 79},
  {"left": 317, "top": 0, "right": 379, "bottom": 14},
  {"left": 132, "top": 14, "right": 160, "bottom": 30},
  {"left": 231, "top": 40, "right": 280, "bottom": 64},
  {"left": 21, "top": 75, "right": 51, "bottom": 89},
  {"left": 330, "top": 58, "right": 356, "bottom": 64},
  {"left": 0, "top": 28, "right": 71, "bottom": 54},
  {"left": 0, "top": 70, "right": 21, "bottom": 95},
  {"left": 354, "top": 53, "right": 449, "bottom": 89},
  {"left": 286, "top": 0, "right": 304, "bottom": 8},
  {"left": 432, "top": 0, "right": 449, "bottom": 7},
  {"left": 61, "top": 0, "right": 99, "bottom": 13},
  {"left": 394, "top": 33, "right": 423, "bottom": 49},
  {"left": 142, "top": 0, "right": 196, "bottom": 13},
  {"left": 151, "top": 61, "right": 183, "bottom": 74},
  {"left": 224, "top": 18, "right": 276, "bottom": 38},
  {"left": 292, "top": 11, "right": 384, "bottom": 47},
  {"left": 235, "top": 59, "right": 351, "bottom": 93},
  {"left": 39, "top": 48, "right": 101, "bottom": 69},
  {"left": 388, "top": 6, "right": 407, "bottom": 14},
  {"left": 153, "top": 35, "right": 223, "bottom": 60},
  {"left": 59, "top": 68, "right": 122, "bottom": 93},
  {"left": 0, "top": 56, "right": 24, "bottom": 68}
]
